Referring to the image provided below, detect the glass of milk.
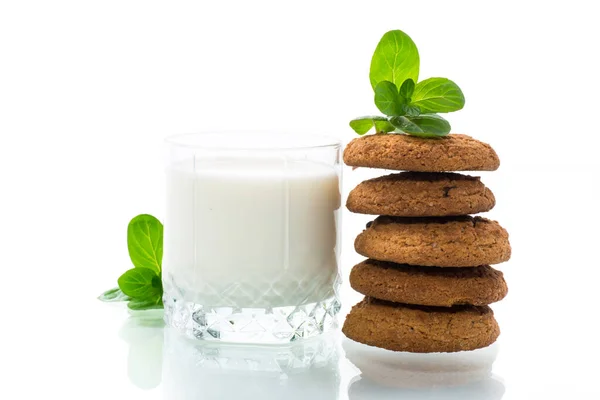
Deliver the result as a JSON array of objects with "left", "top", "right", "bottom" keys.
[{"left": 163, "top": 132, "right": 342, "bottom": 343}]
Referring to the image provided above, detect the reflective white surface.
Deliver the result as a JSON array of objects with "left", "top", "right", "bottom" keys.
[{"left": 112, "top": 308, "right": 505, "bottom": 400}]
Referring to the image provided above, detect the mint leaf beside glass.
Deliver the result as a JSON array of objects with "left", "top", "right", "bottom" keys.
[
  {"left": 118, "top": 268, "right": 162, "bottom": 300},
  {"left": 128, "top": 298, "right": 163, "bottom": 311},
  {"left": 98, "top": 214, "right": 164, "bottom": 311},
  {"left": 127, "top": 214, "right": 163, "bottom": 274},
  {"left": 97, "top": 287, "right": 131, "bottom": 302}
]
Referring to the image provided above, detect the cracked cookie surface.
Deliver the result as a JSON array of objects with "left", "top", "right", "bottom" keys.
[
  {"left": 347, "top": 172, "right": 495, "bottom": 217},
  {"left": 355, "top": 216, "right": 511, "bottom": 267},
  {"left": 350, "top": 260, "right": 508, "bottom": 307},
  {"left": 342, "top": 297, "right": 500, "bottom": 353},
  {"left": 343, "top": 134, "right": 500, "bottom": 172}
]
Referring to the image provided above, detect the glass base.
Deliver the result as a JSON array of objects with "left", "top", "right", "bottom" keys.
[
  {"left": 162, "top": 328, "right": 341, "bottom": 398},
  {"left": 163, "top": 291, "right": 341, "bottom": 344}
]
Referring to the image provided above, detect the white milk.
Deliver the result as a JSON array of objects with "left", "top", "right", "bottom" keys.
[{"left": 164, "top": 157, "right": 341, "bottom": 309}]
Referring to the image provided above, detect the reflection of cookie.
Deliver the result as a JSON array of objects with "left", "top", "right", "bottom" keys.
[
  {"left": 342, "top": 298, "right": 500, "bottom": 353},
  {"left": 343, "top": 134, "right": 500, "bottom": 172},
  {"left": 343, "top": 338, "right": 500, "bottom": 389},
  {"left": 350, "top": 260, "right": 507, "bottom": 307},
  {"left": 355, "top": 216, "right": 511, "bottom": 267},
  {"left": 347, "top": 172, "right": 495, "bottom": 217}
]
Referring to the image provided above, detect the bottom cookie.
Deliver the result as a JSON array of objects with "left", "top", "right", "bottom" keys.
[{"left": 342, "top": 298, "right": 499, "bottom": 353}]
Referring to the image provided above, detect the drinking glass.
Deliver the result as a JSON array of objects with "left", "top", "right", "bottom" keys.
[{"left": 163, "top": 132, "right": 342, "bottom": 343}]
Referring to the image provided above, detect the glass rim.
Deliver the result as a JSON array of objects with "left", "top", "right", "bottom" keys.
[{"left": 165, "top": 131, "right": 342, "bottom": 151}]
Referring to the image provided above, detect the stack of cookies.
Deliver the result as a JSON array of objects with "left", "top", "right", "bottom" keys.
[{"left": 341, "top": 134, "right": 511, "bottom": 353}]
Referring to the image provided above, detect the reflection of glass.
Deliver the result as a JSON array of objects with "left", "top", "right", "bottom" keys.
[
  {"left": 164, "top": 133, "right": 343, "bottom": 343},
  {"left": 162, "top": 328, "right": 341, "bottom": 400},
  {"left": 118, "top": 315, "right": 165, "bottom": 390},
  {"left": 343, "top": 338, "right": 504, "bottom": 400}
]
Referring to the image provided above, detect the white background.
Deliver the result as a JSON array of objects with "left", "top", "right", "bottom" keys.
[{"left": 1, "top": 1, "right": 599, "bottom": 399}]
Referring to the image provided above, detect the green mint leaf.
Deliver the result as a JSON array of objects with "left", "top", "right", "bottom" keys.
[
  {"left": 408, "top": 114, "right": 451, "bottom": 136},
  {"left": 389, "top": 116, "right": 421, "bottom": 134},
  {"left": 374, "top": 119, "right": 396, "bottom": 133},
  {"left": 374, "top": 81, "right": 406, "bottom": 116},
  {"left": 411, "top": 77, "right": 465, "bottom": 113},
  {"left": 127, "top": 214, "right": 163, "bottom": 274},
  {"left": 98, "top": 287, "right": 131, "bottom": 302},
  {"left": 127, "top": 297, "right": 163, "bottom": 311},
  {"left": 398, "top": 79, "right": 415, "bottom": 102},
  {"left": 349, "top": 116, "right": 394, "bottom": 135},
  {"left": 390, "top": 114, "right": 451, "bottom": 137},
  {"left": 118, "top": 268, "right": 162, "bottom": 300},
  {"left": 349, "top": 116, "right": 386, "bottom": 135},
  {"left": 401, "top": 104, "right": 421, "bottom": 117},
  {"left": 369, "top": 30, "right": 420, "bottom": 90}
]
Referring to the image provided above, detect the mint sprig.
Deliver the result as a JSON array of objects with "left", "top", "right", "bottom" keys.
[
  {"left": 98, "top": 214, "right": 164, "bottom": 311},
  {"left": 351, "top": 30, "right": 465, "bottom": 138}
]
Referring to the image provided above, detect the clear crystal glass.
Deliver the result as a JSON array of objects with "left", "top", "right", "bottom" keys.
[{"left": 163, "top": 132, "right": 342, "bottom": 343}]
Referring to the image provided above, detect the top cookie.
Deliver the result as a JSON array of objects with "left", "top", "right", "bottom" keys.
[{"left": 343, "top": 134, "right": 500, "bottom": 172}]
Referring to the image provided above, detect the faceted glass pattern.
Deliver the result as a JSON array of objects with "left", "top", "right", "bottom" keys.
[{"left": 164, "top": 275, "right": 342, "bottom": 343}]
